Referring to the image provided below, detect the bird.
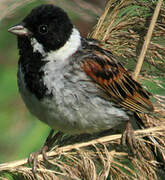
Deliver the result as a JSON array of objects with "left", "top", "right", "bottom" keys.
[{"left": 8, "top": 4, "right": 164, "bottom": 171}]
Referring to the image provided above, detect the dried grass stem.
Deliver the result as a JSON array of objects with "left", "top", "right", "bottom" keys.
[{"left": 0, "top": 126, "right": 164, "bottom": 172}]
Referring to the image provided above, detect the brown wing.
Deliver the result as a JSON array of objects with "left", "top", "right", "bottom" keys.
[{"left": 82, "top": 46, "right": 154, "bottom": 113}]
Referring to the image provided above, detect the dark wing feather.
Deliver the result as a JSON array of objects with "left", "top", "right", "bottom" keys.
[{"left": 82, "top": 45, "right": 154, "bottom": 114}]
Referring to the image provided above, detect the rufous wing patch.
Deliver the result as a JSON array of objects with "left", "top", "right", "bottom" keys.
[{"left": 82, "top": 49, "right": 153, "bottom": 114}]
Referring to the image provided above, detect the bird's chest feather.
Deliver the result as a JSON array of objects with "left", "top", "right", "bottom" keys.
[
  {"left": 18, "top": 56, "right": 129, "bottom": 134},
  {"left": 18, "top": 57, "right": 91, "bottom": 132}
]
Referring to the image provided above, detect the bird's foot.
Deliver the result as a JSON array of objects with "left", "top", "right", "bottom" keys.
[
  {"left": 121, "top": 121, "right": 139, "bottom": 156},
  {"left": 28, "top": 130, "right": 63, "bottom": 174},
  {"left": 28, "top": 145, "right": 49, "bottom": 173}
]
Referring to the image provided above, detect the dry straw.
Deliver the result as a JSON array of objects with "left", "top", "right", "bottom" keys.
[
  {"left": 1, "top": 0, "right": 165, "bottom": 179},
  {"left": 0, "top": 125, "right": 165, "bottom": 179},
  {"left": 90, "top": 0, "right": 165, "bottom": 80},
  {"left": 133, "top": 0, "right": 163, "bottom": 80}
]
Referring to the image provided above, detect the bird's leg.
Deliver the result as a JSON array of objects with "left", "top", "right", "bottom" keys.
[
  {"left": 42, "top": 130, "right": 63, "bottom": 161},
  {"left": 28, "top": 130, "right": 63, "bottom": 173},
  {"left": 121, "top": 121, "right": 139, "bottom": 156}
]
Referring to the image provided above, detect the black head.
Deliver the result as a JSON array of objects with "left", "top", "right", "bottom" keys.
[{"left": 8, "top": 4, "right": 73, "bottom": 52}]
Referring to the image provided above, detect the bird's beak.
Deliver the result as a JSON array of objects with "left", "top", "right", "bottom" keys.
[{"left": 8, "top": 24, "right": 32, "bottom": 36}]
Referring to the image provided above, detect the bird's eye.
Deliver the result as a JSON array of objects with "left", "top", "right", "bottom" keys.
[{"left": 38, "top": 25, "right": 48, "bottom": 34}]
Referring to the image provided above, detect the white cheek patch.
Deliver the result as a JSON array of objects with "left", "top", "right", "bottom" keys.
[
  {"left": 30, "top": 37, "right": 46, "bottom": 55},
  {"left": 44, "top": 28, "right": 81, "bottom": 62},
  {"left": 30, "top": 28, "right": 81, "bottom": 62}
]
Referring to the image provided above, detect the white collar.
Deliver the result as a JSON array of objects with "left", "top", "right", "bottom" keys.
[{"left": 30, "top": 28, "right": 81, "bottom": 61}]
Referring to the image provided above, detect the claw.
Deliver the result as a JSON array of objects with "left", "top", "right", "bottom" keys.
[
  {"left": 41, "top": 145, "right": 49, "bottom": 162},
  {"left": 28, "top": 150, "right": 41, "bottom": 173},
  {"left": 28, "top": 130, "right": 63, "bottom": 173},
  {"left": 121, "top": 121, "right": 139, "bottom": 156}
]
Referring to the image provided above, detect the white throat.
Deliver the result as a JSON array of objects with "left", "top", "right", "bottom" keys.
[
  {"left": 46, "top": 28, "right": 81, "bottom": 61},
  {"left": 30, "top": 28, "right": 81, "bottom": 61}
]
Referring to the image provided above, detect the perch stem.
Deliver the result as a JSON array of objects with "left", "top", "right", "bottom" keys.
[
  {"left": 0, "top": 126, "right": 164, "bottom": 172},
  {"left": 133, "top": 0, "right": 163, "bottom": 80}
]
